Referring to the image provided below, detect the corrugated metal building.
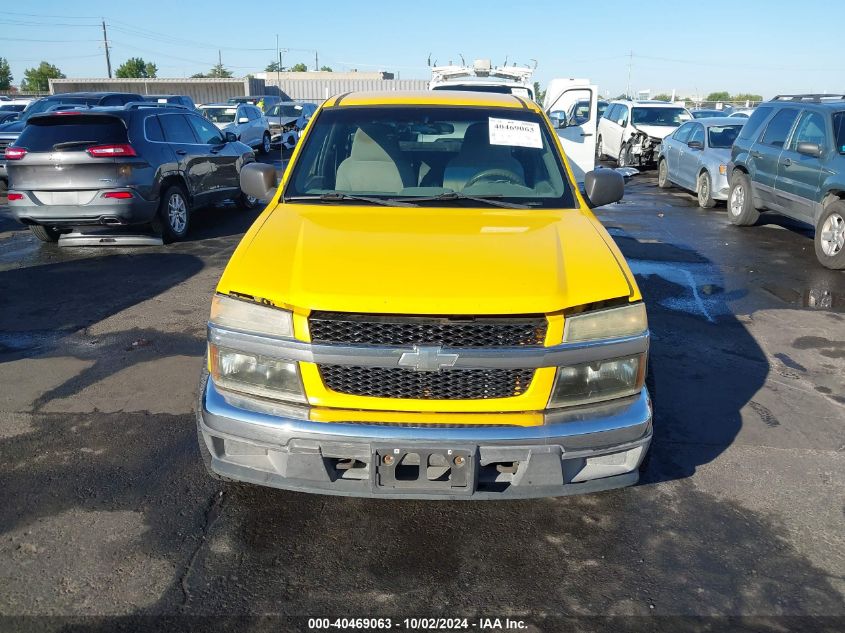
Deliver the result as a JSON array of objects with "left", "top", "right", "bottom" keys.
[
  {"left": 47, "top": 76, "right": 431, "bottom": 105},
  {"left": 49, "top": 77, "right": 266, "bottom": 104},
  {"left": 264, "top": 78, "right": 429, "bottom": 103}
]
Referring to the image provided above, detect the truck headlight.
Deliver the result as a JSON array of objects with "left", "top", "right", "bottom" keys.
[
  {"left": 209, "top": 345, "right": 305, "bottom": 402},
  {"left": 549, "top": 354, "right": 645, "bottom": 408},
  {"left": 208, "top": 294, "right": 304, "bottom": 402},
  {"left": 210, "top": 294, "right": 293, "bottom": 338},
  {"left": 564, "top": 303, "right": 647, "bottom": 343}
]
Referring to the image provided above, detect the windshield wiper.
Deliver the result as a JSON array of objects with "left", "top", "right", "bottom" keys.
[
  {"left": 404, "top": 191, "right": 530, "bottom": 209},
  {"left": 52, "top": 140, "right": 98, "bottom": 150},
  {"left": 285, "top": 192, "right": 416, "bottom": 207}
]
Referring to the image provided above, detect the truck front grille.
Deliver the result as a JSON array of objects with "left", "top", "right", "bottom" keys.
[
  {"left": 309, "top": 313, "right": 547, "bottom": 348},
  {"left": 318, "top": 366, "right": 535, "bottom": 400},
  {"left": 319, "top": 365, "right": 534, "bottom": 400}
]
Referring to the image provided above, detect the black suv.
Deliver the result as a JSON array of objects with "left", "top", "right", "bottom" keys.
[
  {"left": 728, "top": 94, "right": 845, "bottom": 269},
  {"left": 5, "top": 103, "right": 257, "bottom": 243},
  {"left": 0, "top": 92, "right": 145, "bottom": 191}
]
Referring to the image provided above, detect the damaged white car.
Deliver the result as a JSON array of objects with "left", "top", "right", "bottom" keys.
[
  {"left": 265, "top": 102, "right": 317, "bottom": 149},
  {"left": 597, "top": 100, "right": 692, "bottom": 167}
]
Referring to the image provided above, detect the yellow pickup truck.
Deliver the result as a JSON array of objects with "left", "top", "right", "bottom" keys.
[{"left": 197, "top": 90, "right": 651, "bottom": 499}]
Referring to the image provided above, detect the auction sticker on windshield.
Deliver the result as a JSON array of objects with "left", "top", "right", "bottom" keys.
[{"left": 488, "top": 117, "right": 542, "bottom": 149}]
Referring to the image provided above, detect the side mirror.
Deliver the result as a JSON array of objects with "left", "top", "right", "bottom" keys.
[
  {"left": 583, "top": 168, "right": 624, "bottom": 208},
  {"left": 225, "top": 131, "right": 238, "bottom": 143},
  {"left": 237, "top": 116, "right": 249, "bottom": 124},
  {"left": 688, "top": 140, "right": 704, "bottom": 150},
  {"left": 240, "top": 162, "right": 277, "bottom": 201},
  {"left": 796, "top": 142, "right": 821, "bottom": 157}
]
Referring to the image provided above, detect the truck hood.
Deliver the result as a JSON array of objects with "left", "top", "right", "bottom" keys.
[
  {"left": 217, "top": 204, "right": 634, "bottom": 315},
  {"left": 632, "top": 124, "right": 678, "bottom": 140}
]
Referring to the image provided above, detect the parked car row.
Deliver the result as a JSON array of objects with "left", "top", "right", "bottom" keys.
[
  {"left": 642, "top": 94, "right": 845, "bottom": 269},
  {"left": 3, "top": 93, "right": 259, "bottom": 243}
]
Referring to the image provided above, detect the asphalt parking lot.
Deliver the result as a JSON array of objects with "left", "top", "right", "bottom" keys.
[{"left": 0, "top": 163, "right": 843, "bottom": 629}]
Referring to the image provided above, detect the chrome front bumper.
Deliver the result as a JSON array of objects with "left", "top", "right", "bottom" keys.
[{"left": 198, "top": 378, "right": 652, "bottom": 500}]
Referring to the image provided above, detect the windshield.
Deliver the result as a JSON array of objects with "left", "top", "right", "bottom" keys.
[
  {"left": 202, "top": 107, "right": 237, "bottom": 124},
  {"left": 631, "top": 106, "right": 690, "bottom": 126},
  {"left": 267, "top": 105, "right": 303, "bottom": 118},
  {"left": 285, "top": 105, "right": 573, "bottom": 208},
  {"left": 707, "top": 125, "right": 742, "bottom": 149}
]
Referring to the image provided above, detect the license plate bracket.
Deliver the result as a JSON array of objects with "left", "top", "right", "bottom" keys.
[{"left": 373, "top": 447, "right": 474, "bottom": 494}]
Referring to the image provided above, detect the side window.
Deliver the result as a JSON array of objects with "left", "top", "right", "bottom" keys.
[
  {"left": 145, "top": 115, "right": 165, "bottom": 142},
  {"left": 688, "top": 124, "right": 705, "bottom": 145},
  {"left": 187, "top": 115, "right": 223, "bottom": 144},
  {"left": 619, "top": 106, "right": 629, "bottom": 126},
  {"left": 789, "top": 111, "right": 826, "bottom": 150},
  {"left": 737, "top": 106, "right": 773, "bottom": 140},
  {"left": 603, "top": 104, "right": 617, "bottom": 121},
  {"left": 100, "top": 95, "right": 122, "bottom": 107},
  {"left": 159, "top": 114, "right": 198, "bottom": 143},
  {"left": 674, "top": 122, "right": 694, "bottom": 143},
  {"left": 760, "top": 108, "right": 799, "bottom": 147}
]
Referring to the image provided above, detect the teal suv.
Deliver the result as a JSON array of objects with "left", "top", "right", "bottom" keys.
[{"left": 728, "top": 94, "right": 845, "bottom": 269}]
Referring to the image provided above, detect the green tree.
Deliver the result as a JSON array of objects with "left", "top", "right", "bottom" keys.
[
  {"left": 288, "top": 63, "right": 308, "bottom": 72},
  {"left": 265, "top": 60, "right": 283, "bottom": 73},
  {"left": 706, "top": 91, "right": 731, "bottom": 102},
  {"left": 0, "top": 57, "right": 12, "bottom": 90},
  {"left": 533, "top": 81, "right": 545, "bottom": 104},
  {"left": 652, "top": 93, "right": 672, "bottom": 101},
  {"left": 115, "top": 57, "right": 158, "bottom": 79},
  {"left": 319, "top": 65, "right": 333, "bottom": 72},
  {"left": 21, "top": 61, "right": 65, "bottom": 92},
  {"left": 207, "top": 63, "right": 233, "bottom": 78},
  {"left": 732, "top": 92, "right": 762, "bottom": 103},
  {"left": 190, "top": 72, "right": 206, "bottom": 78}
]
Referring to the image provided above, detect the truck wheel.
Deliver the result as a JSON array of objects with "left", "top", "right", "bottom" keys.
[
  {"left": 29, "top": 225, "right": 61, "bottom": 243},
  {"left": 657, "top": 159, "right": 671, "bottom": 188},
  {"left": 152, "top": 184, "right": 191, "bottom": 243},
  {"left": 815, "top": 200, "right": 845, "bottom": 269},
  {"left": 260, "top": 132, "right": 271, "bottom": 155},
  {"left": 596, "top": 136, "right": 604, "bottom": 160},
  {"left": 697, "top": 171, "right": 716, "bottom": 208},
  {"left": 727, "top": 171, "right": 759, "bottom": 226}
]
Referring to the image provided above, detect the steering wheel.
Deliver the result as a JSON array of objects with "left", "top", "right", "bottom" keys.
[{"left": 464, "top": 168, "right": 523, "bottom": 189}]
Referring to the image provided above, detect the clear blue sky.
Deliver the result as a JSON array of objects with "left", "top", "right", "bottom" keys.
[{"left": 2, "top": 0, "right": 843, "bottom": 98}]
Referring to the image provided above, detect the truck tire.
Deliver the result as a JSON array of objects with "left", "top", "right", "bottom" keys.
[
  {"left": 29, "top": 225, "right": 61, "bottom": 243},
  {"left": 697, "top": 171, "right": 716, "bottom": 208},
  {"left": 260, "top": 132, "right": 271, "bottom": 155},
  {"left": 596, "top": 136, "right": 604, "bottom": 160},
  {"left": 727, "top": 170, "right": 759, "bottom": 226},
  {"left": 152, "top": 183, "right": 191, "bottom": 243},
  {"left": 657, "top": 159, "right": 671, "bottom": 188},
  {"left": 815, "top": 200, "right": 845, "bottom": 269}
]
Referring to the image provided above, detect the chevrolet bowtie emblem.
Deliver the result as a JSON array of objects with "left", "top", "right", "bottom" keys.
[{"left": 397, "top": 345, "right": 459, "bottom": 372}]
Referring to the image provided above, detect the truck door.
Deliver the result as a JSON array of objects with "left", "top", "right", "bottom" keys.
[{"left": 544, "top": 80, "right": 597, "bottom": 183}]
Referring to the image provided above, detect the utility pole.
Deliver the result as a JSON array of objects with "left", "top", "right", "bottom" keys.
[
  {"left": 626, "top": 50, "right": 633, "bottom": 99},
  {"left": 315, "top": 51, "right": 318, "bottom": 71},
  {"left": 276, "top": 34, "right": 281, "bottom": 89},
  {"left": 101, "top": 20, "right": 112, "bottom": 78},
  {"left": 218, "top": 49, "right": 222, "bottom": 67}
]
